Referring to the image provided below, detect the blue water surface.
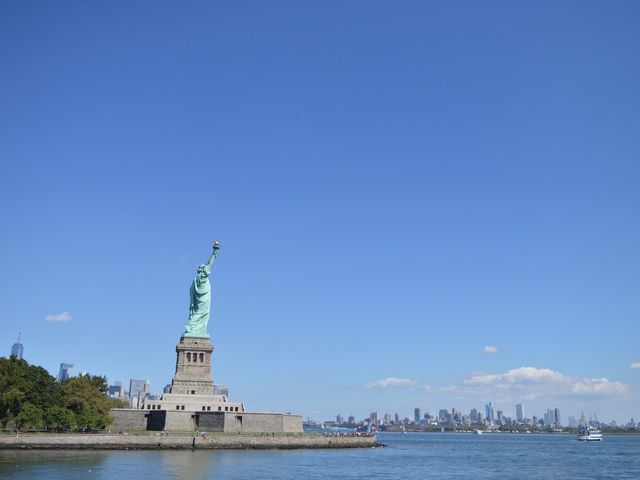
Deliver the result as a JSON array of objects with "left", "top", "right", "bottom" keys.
[{"left": 1, "top": 432, "right": 639, "bottom": 479}]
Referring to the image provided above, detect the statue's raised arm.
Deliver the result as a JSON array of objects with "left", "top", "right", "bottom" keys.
[
  {"left": 207, "top": 240, "right": 220, "bottom": 269},
  {"left": 183, "top": 241, "right": 220, "bottom": 338}
]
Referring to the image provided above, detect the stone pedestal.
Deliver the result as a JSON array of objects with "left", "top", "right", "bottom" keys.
[
  {"left": 112, "top": 333, "right": 303, "bottom": 433},
  {"left": 170, "top": 336, "right": 215, "bottom": 395}
]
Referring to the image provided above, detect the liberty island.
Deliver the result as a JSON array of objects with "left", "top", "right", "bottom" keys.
[{"left": 1, "top": 242, "right": 377, "bottom": 450}]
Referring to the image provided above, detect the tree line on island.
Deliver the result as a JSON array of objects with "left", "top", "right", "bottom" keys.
[{"left": 0, "top": 356, "right": 127, "bottom": 432}]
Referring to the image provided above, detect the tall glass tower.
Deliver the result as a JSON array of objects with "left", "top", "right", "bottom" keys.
[
  {"left": 10, "top": 332, "right": 24, "bottom": 359},
  {"left": 58, "top": 363, "right": 73, "bottom": 381},
  {"left": 485, "top": 402, "right": 495, "bottom": 422}
]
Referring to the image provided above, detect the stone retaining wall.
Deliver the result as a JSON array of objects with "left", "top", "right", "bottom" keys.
[
  {"left": 0, "top": 434, "right": 378, "bottom": 450},
  {"left": 110, "top": 409, "right": 304, "bottom": 433}
]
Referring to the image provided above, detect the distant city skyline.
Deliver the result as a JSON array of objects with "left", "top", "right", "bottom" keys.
[
  {"left": 4, "top": 334, "right": 636, "bottom": 424},
  {"left": 327, "top": 402, "right": 636, "bottom": 430}
]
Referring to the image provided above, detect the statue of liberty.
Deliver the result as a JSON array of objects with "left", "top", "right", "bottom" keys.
[{"left": 184, "top": 241, "right": 220, "bottom": 337}]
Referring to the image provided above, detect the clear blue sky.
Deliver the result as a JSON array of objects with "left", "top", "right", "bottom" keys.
[{"left": 1, "top": 1, "right": 639, "bottom": 424}]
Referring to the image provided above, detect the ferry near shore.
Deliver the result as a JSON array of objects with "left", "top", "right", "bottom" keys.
[{"left": 577, "top": 426, "right": 603, "bottom": 441}]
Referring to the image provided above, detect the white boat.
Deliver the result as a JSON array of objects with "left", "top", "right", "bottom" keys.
[
  {"left": 577, "top": 426, "right": 603, "bottom": 441},
  {"left": 472, "top": 430, "right": 483, "bottom": 435}
]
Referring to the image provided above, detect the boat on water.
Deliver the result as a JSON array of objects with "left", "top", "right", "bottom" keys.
[
  {"left": 472, "top": 430, "right": 483, "bottom": 435},
  {"left": 577, "top": 426, "right": 603, "bottom": 441}
]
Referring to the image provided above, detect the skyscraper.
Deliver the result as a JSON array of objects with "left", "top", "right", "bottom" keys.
[
  {"left": 545, "top": 408, "right": 556, "bottom": 426},
  {"left": 554, "top": 408, "right": 561, "bottom": 427},
  {"left": 10, "top": 332, "right": 24, "bottom": 359},
  {"left": 452, "top": 408, "right": 462, "bottom": 423},
  {"left": 108, "top": 381, "right": 124, "bottom": 398},
  {"left": 516, "top": 403, "right": 524, "bottom": 423},
  {"left": 414, "top": 407, "right": 421, "bottom": 423},
  {"left": 470, "top": 408, "right": 478, "bottom": 423},
  {"left": 58, "top": 363, "right": 73, "bottom": 381},
  {"left": 129, "top": 379, "right": 148, "bottom": 408},
  {"left": 485, "top": 402, "right": 495, "bottom": 422}
]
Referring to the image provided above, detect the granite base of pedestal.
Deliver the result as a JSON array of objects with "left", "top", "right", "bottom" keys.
[{"left": 110, "top": 409, "right": 303, "bottom": 433}]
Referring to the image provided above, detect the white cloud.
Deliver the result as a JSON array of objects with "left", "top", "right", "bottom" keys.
[
  {"left": 438, "top": 384, "right": 465, "bottom": 393},
  {"left": 505, "top": 367, "right": 565, "bottom": 383},
  {"left": 464, "top": 373, "right": 501, "bottom": 385},
  {"left": 630, "top": 362, "right": 640, "bottom": 370},
  {"left": 465, "top": 367, "right": 565, "bottom": 386},
  {"left": 44, "top": 312, "right": 73, "bottom": 322},
  {"left": 437, "top": 366, "right": 629, "bottom": 401},
  {"left": 482, "top": 345, "right": 498, "bottom": 353},
  {"left": 523, "top": 393, "right": 541, "bottom": 401},
  {"left": 366, "top": 377, "right": 416, "bottom": 388},
  {"left": 571, "top": 378, "right": 630, "bottom": 395}
]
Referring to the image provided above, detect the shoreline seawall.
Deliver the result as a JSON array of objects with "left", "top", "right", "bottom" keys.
[{"left": 0, "top": 433, "right": 378, "bottom": 450}]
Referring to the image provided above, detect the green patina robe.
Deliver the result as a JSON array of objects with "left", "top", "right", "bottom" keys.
[{"left": 184, "top": 263, "right": 211, "bottom": 337}]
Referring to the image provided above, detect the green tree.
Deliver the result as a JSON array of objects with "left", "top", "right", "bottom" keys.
[
  {"left": 85, "top": 375, "right": 109, "bottom": 395},
  {"left": 0, "top": 357, "right": 29, "bottom": 425},
  {"left": 0, "top": 357, "right": 119, "bottom": 432},
  {"left": 62, "top": 376, "right": 114, "bottom": 431},
  {"left": 23, "top": 364, "right": 61, "bottom": 410},
  {"left": 14, "top": 403, "right": 45, "bottom": 430},
  {"left": 75, "top": 409, "right": 102, "bottom": 431},
  {"left": 45, "top": 406, "right": 76, "bottom": 431},
  {"left": 0, "top": 357, "right": 62, "bottom": 427},
  {"left": 111, "top": 397, "right": 129, "bottom": 408}
]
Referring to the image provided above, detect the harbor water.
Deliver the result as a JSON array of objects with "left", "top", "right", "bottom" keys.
[{"left": 1, "top": 432, "right": 639, "bottom": 479}]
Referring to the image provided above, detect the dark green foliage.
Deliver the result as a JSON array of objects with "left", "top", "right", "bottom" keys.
[
  {"left": 86, "top": 375, "right": 109, "bottom": 394},
  {"left": 14, "top": 403, "right": 45, "bottom": 429},
  {"left": 62, "top": 376, "right": 114, "bottom": 431},
  {"left": 0, "top": 356, "right": 117, "bottom": 432},
  {"left": 24, "top": 364, "right": 62, "bottom": 409},
  {"left": 0, "top": 357, "right": 30, "bottom": 422},
  {"left": 45, "top": 406, "right": 76, "bottom": 431},
  {"left": 110, "top": 397, "right": 129, "bottom": 409}
]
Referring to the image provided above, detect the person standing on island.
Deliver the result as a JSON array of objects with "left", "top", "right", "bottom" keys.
[{"left": 184, "top": 241, "right": 220, "bottom": 337}]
